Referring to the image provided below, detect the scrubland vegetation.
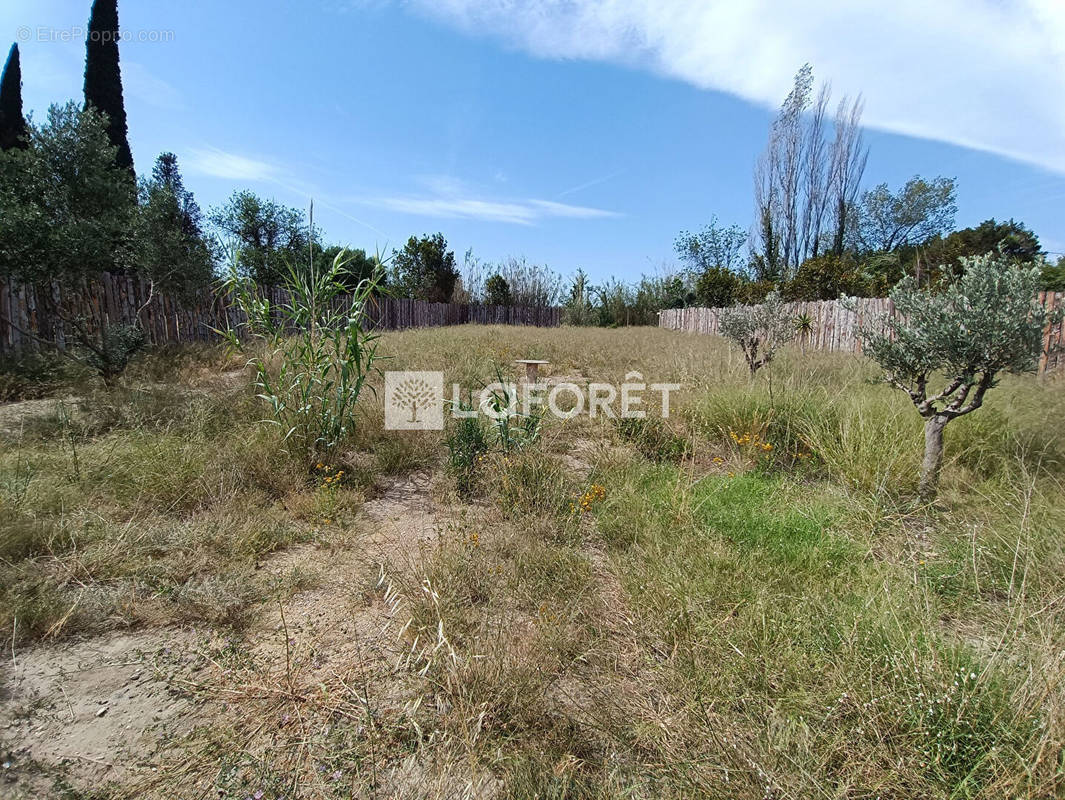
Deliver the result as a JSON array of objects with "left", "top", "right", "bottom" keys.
[
  {"left": 2, "top": 5, "right": 1063, "bottom": 798},
  {"left": 2, "top": 321, "right": 1063, "bottom": 799}
]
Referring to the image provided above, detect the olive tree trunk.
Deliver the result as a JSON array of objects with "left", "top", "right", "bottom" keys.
[{"left": 918, "top": 415, "right": 948, "bottom": 501}]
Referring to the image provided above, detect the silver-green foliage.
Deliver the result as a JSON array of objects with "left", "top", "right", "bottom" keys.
[
  {"left": 718, "top": 291, "right": 797, "bottom": 376},
  {"left": 860, "top": 253, "right": 1060, "bottom": 499},
  {"left": 220, "top": 249, "right": 386, "bottom": 456}
]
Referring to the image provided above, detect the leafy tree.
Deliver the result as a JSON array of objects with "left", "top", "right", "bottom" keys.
[
  {"left": 676, "top": 218, "right": 746, "bottom": 307},
  {"left": 208, "top": 191, "right": 314, "bottom": 285},
  {"left": 859, "top": 254, "right": 1059, "bottom": 500},
  {"left": 0, "top": 43, "right": 28, "bottom": 151},
  {"left": 734, "top": 279, "right": 776, "bottom": 305},
  {"left": 151, "top": 153, "right": 204, "bottom": 236},
  {"left": 860, "top": 251, "right": 908, "bottom": 295},
  {"left": 0, "top": 103, "right": 135, "bottom": 283},
  {"left": 577, "top": 271, "right": 693, "bottom": 327},
  {"left": 856, "top": 176, "right": 956, "bottom": 252},
  {"left": 913, "top": 219, "right": 1042, "bottom": 281},
  {"left": 751, "top": 203, "right": 782, "bottom": 282},
  {"left": 623, "top": 274, "right": 689, "bottom": 326},
  {"left": 640, "top": 273, "right": 691, "bottom": 311},
  {"left": 675, "top": 218, "right": 747, "bottom": 274},
  {"left": 718, "top": 291, "right": 796, "bottom": 376},
  {"left": 484, "top": 274, "right": 512, "bottom": 306},
  {"left": 391, "top": 233, "right": 459, "bottom": 302},
  {"left": 135, "top": 153, "right": 213, "bottom": 293},
  {"left": 694, "top": 266, "right": 739, "bottom": 307},
  {"left": 83, "top": 0, "right": 133, "bottom": 174},
  {"left": 782, "top": 253, "right": 868, "bottom": 300},
  {"left": 317, "top": 245, "right": 378, "bottom": 292},
  {"left": 1041, "top": 257, "right": 1065, "bottom": 292}
]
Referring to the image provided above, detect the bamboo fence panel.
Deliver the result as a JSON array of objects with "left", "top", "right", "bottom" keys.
[
  {"left": 0, "top": 273, "right": 560, "bottom": 357},
  {"left": 659, "top": 293, "right": 1064, "bottom": 374}
]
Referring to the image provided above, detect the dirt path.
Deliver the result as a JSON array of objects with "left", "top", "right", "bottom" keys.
[
  {"left": 0, "top": 628, "right": 197, "bottom": 798},
  {"left": 0, "top": 472, "right": 450, "bottom": 799}
]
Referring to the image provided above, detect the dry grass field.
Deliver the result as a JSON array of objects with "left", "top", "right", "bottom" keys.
[{"left": 1, "top": 324, "right": 1063, "bottom": 799}]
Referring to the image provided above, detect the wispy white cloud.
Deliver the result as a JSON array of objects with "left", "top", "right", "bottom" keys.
[
  {"left": 185, "top": 146, "right": 393, "bottom": 238},
  {"left": 186, "top": 147, "right": 280, "bottom": 182},
  {"left": 370, "top": 195, "right": 540, "bottom": 224},
  {"left": 354, "top": 171, "right": 620, "bottom": 223},
  {"left": 404, "top": 0, "right": 1065, "bottom": 174},
  {"left": 361, "top": 193, "right": 620, "bottom": 224},
  {"left": 527, "top": 199, "right": 618, "bottom": 219},
  {"left": 185, "top": 150, "right": 616, "bottom": 227}
]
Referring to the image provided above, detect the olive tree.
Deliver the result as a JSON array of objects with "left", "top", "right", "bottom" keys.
[
  {"left": 860, "top": 254, "right": 1060, "bottom": 500},
  {"left": 718, "top": 291, "right": 796, "bottom": 376}
]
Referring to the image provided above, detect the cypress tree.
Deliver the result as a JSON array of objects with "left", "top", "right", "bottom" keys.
[
  {"left": 83, "top": 0, "right": 133, "bottom": 173},
  {"left": 0, "top": 43, "right": 28, "bottom": 151}
]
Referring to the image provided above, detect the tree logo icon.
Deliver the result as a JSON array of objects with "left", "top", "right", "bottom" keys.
[
  {"left": 392, "top": 377, "right": 435, "bottom": 423},
  {"left": 384, "top": 371, "right": 444, "bottom": 430}
]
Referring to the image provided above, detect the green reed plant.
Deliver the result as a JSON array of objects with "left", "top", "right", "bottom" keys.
[
  {"left": 445, "top": 403, "right": 490, "bottom": 497},
  {"left": 482, "top": 366, "right": 543, "bottom": 453},
  {"left": 219, "top": 248, "right": 387, "bottom": 457}
]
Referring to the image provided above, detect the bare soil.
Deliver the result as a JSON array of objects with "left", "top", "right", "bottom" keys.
[{"left": 0, "top": 472, "right": 449, "bottom": 799}]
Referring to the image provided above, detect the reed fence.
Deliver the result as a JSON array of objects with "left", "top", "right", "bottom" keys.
[
  {"left": 0, "top": 273, "right": 561, "bottom": 357},
  {"left": 659, "top": 293, "right": 1065, "bottom": 374}
]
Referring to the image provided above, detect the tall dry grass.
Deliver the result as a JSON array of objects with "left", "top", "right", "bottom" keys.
[{"left": 2, "top": 325, "right": 1063, "bottom": 798}]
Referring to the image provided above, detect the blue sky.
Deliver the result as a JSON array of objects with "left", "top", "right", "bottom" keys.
[{"left": 4, "top": 0, "right": 1065, "bottom": 282}]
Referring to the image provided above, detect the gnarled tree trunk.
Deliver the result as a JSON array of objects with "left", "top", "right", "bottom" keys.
[{"left": 919, "top": 415, "right": 947, "bottom": 501}]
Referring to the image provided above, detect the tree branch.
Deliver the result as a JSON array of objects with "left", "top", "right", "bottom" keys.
[
  {"left": 919, "top": 376, "right": 967, "bottom": 416},
  {"left": 134, "top": 280, "right": 155, "bottom": 322},
  {"left": 944, "top": 372, "right": 995, "bottom": 418},
  {"left": 0, "top": 316, "right": 88, "bottom": 367}
]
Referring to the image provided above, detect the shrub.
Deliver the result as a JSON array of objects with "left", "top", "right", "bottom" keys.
[
  {"left": 694, "top": 265, "right": 739, "bottom": 308},
  {"left": 78, "top": 322, "right": 147, "bottom": 387},
  {"left": 782, "top": 252, "right": 868, "bottom": 300}
]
